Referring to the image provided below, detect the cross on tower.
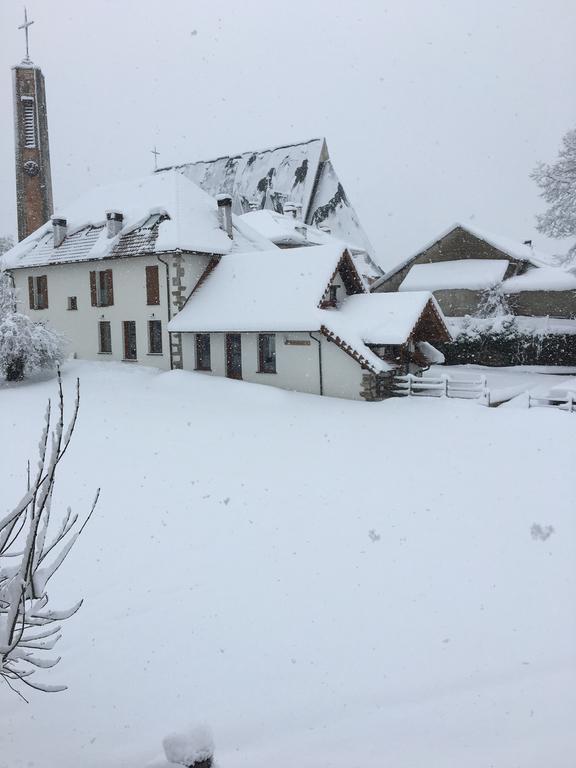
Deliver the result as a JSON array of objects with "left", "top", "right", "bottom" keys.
[
  {"left": 151, "top": 146, "right": 160, "bottom": 171},
  {"left": 18, "top": 7, "right": 34, "bottom": 64}
]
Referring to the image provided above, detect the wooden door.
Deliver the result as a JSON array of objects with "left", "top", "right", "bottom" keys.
[
  {"left": 123, "top": 321, "right": 137, "bottom": 360},
  {"left": 226, "top": 333, "right": 242, "bottom": 379}
]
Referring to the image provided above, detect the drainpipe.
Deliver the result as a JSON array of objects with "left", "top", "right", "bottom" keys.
[
  {"left": 157, "top": 254, "right": 174, "bottom": 371},
  {"left": 309, "top": 332, "right": 323, "bottom": 396}
]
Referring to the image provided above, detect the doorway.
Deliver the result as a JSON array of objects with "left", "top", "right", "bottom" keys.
[{"left": 226, "top": 333, "right": 242, "bottom": 379}]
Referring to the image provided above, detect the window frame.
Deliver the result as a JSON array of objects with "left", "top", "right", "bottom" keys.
[
  {"left": 90, "top": 269, "right": 114, "bottom": 308},
  {"left": 67, "top": 296, "right": 78, "bottom": 311},
  {"left": 148, "top": 320, "right": 163, "bottom": 355},
  {"left": 28, "top": 275, "right": 48, "bottom": 310},
  {"left": 258, "top": 333, "right": 277, "bottom": 374},
  {"left": 195, "top": 333, "right": 211, "bottom": 371},
  {"left": 98, "top": 321, "right": 112, "bottom": 354}
]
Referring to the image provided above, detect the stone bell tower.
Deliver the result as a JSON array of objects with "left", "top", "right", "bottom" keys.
[{"left": 13, "top": 9, "right": 53, "bottom": 242}]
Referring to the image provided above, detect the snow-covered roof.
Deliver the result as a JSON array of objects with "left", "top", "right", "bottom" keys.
[
  {"left": 161, "top": 138, "right": 325, "bottom": 220},
  {"left": 502, "top": 266, "right": 576, "bottom": 294},
  {"left": 1, "top": 170, "right": 274, "bottom": 270},
  {"left": 373, "top": 222, "right": 553, "bottom": 290},
  {"left": 169, "top": 244, "right": 350, "bottom": 334},
  {"left": 326, "top": 292, "right": 448, "bottom": 345},
  {"left": 400, "top": 259, "right": 510, "bottom": 292},
  {"left": 240, "top": 210, "right": 335, "bottom": 248},
  {"left": 169, "top": 248, "right": 449, "bottom": 373},
  {"left": 238, "top": 209, "right": 382, "bottom": 287},
  {"left": 159, "top": 137, "right": 379, "bottom": 263}
]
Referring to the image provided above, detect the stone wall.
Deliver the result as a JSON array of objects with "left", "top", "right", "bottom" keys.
[{"left": 506, "top": 290, "right": 576, "bottom": 319}]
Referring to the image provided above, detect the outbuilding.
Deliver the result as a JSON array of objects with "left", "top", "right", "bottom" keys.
[{"left": 169, "top": 244, "right": 451, "bottom": 401}]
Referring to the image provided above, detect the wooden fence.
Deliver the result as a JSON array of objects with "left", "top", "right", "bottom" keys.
[
  {"left": 394, "top": 374, "right": 490, "bottom": 404},
  {"left": 528, "top": 394, "right": 575, "bottom": 412}
]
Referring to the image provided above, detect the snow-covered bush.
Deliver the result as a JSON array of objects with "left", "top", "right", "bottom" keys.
[
  {"left": 0, "top": 373, "right": 99, "bottom": 697},
  {"left": 0, "top": 270, "right": 65, "bottom": 381},
  {"left": 162, "top": 724, "right": 214, "bottom": 767}
]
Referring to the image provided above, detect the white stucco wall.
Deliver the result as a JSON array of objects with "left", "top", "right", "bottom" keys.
[
  {"left": 11, "top": 253, "right": 209, "bottom": 371},
  {"left": 180, "top": 330, "right": 366, "bottom": 400}
]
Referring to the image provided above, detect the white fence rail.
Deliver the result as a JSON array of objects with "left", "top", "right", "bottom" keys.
[
  {"left": 394, "top": 374, "right": 490, "bottom": 404},
  {"left": 528, "top": 394, "right": 575, "bottom": 412}
]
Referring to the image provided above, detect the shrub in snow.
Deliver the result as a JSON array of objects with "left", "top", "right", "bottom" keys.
[
  {"left": 0, "top": 372, "right": 99, "bottom": 697},
  {"left": 162, "top": 724, "right": 214, "bottom": 767},
  {"left": 0, "top": 271, "right": 65, "bottom": 381}
]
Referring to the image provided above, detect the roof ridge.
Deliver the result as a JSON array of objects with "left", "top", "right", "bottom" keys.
[{"left": 157, "top": 137, "right": 325, "bottom": 173}]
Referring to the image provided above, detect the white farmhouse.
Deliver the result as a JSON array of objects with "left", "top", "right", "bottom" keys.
[
  {"left": 168, "top": 244, "right": 451, "bottom": 400},
  {"left": 1, "top": 170, "right": 273, "bottom": 371}
]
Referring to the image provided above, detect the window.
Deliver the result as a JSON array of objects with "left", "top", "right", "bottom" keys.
[
  {"left": 98, "top": 321, "right": 112, "bottom": 354},
  {"left": 22, "top": 97, "right": 36, "bottom": 148},
  {"left": 195, "top": 333, "right": 211, "bottom": 371},
  {"left": 148, "top": 320, "right": 163, "bottom": 354},
  {"left": 329, "top": 285, "right": 339, "bottom": 306},
  {"left": 258, "top": 333, "right": 276, "bottom": 373},
  {"left": 146, "top": 265, "right": 160, "bottom": 305},
  {"left": 67, "top": 296, "right": 78, "bottom": 311},
  {"left": 123, "top": 321, "right": 137, "bottom": 360},
  {"left": 28, "top": 275, "right": 48, "bottom": 310},
  {"left": 90, "top": 269, "right": 114, "bottom": 307}
]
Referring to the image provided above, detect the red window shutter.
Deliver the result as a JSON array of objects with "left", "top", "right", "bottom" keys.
[
  {"left": 28, "top": 276, "right": 35, "bottom": 309},
  {"left": 146, "top": 265, "right": 159, "bottom": 305},
  {"left": 106, "top": 270, "right": 114, "bottom": 306},
  {"left": 90, "top": 271, "right": 97, "bottom": 306}
]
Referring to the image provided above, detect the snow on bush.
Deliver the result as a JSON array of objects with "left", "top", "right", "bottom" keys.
[
  {"left": 0, "top": 271, "right": 65, "bottom": 380},
  {"left": 162, "top": 724, "right": 214, "bottom": 766}
]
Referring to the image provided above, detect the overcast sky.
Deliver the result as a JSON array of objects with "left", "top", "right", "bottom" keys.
[{"left": 1, "top": 0, "right": 575, "bottom": 268}]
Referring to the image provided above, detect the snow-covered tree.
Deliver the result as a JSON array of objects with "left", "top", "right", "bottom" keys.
[
  {"left": 0, "top": 236, "right": 14, "bottom": 257},
  {"left": 477, "top": 284, "right": 512, "bottom": 319},
  {"left": 531, "top": 128, "right": 576, "bottom": 261},
  {"left": 0, "top": 373, "right": 99, "bottom": 699},
  {"left": 0, "top": 270, "right": 65, "bottom": 381}
]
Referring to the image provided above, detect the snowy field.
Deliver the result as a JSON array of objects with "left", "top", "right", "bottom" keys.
[{"left": 1, "top": 361, "right": 575, "bottom": 768}]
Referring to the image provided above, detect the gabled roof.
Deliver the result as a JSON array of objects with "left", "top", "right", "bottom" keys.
[
  {"left": 168, "top": 244, "right": 355, "bottom": 333},
  {"left": 1, "top": 170, "right": 274, "bottom": 269},
  {"left": 323, "top": 292, "right": 450, "bottom": 347},
  {"left": 161, "top": 138, "right": 325, "bottom": 221},
  {"left": 169, "top": 247, "right": 450, "bottom": 374},
  {"left": 158, "top": 137, "right": 379, "bottom": 265},
  {"left": 373, "top": 222, "right": 553, "bottom": 290}
]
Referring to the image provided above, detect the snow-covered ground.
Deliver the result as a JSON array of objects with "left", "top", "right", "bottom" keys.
[{"left": 1, "top": 361, "right": 575, "bottom": 768}]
